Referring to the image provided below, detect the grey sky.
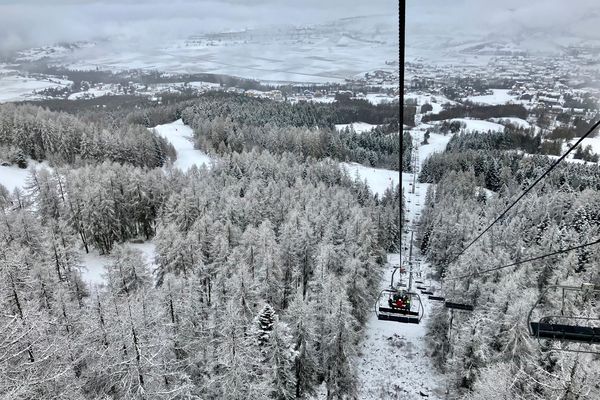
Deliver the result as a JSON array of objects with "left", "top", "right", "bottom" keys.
[{"left": 0, "top": 0, "right": 397, "bottom": 55}]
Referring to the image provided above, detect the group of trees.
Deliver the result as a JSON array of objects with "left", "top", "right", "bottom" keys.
[
  {"left": 420, "top": 144, "right": 600, "bottom": 194},
  {"left": 180, "top": 93, "right": 398, "bottom": 129},
  {"left": 416, "top": 131, "right": 600, "bottom": 399},
  {"left": 0, "top": 88, "right": 407, "bottom": 398},
  {"left": 0, "top": 104, "right": 176, "bottom": 168},
  {"left": 0, "top": 142, "right": 399, "bottom": 398},
  {"left": 181, "top": 98, "right": 401, "bottom": 170},
  {"left": 421, "top": 103, "right": 528, "bottom": 123}
]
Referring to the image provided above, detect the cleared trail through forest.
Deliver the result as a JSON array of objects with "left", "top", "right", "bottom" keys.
[{"left": 356, "top": 127, "right": 450, "bottom": 399}]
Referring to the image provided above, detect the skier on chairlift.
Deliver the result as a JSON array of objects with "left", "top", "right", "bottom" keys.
[{"left": 389, "top": 292, "right": 404, "bottom": 309}]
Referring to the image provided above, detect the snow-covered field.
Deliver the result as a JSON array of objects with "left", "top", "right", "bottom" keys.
[
  {"left": 0, "top": 74, "right": 71, "bottom": 103},
  {"left": 335, "top": 121, "right": 378, "bottom": 134},
  {"left": 341, "top": 163, "right": 398, "bottom": 197},
  {"left": 67, "top": 88, "right": 113, "bottom": 100},
  {"left": 0, "top": 160, "right": 51, "bottom": 192},
  {"left": 490, "top": 117, "right": 533, "bottom": 129},
  {"left": 405, "top": 92, "right": 456, "bottom": 115},
  {"left": 450, "top": 118, "right": 505, "bottom": 132},
  {"left": 152, "top": 119, "right": 212, "bottom": 171},
  {"left": 364, "top": 93, "right": 400, "bottom": 105},
  {"left": 570, "top": 136, "right": 600, "bottom": 156},
  {"left": 465, "top": 89, "right": 517, "bottom": 105},
  {"left": 80, "top": 242, "right": 157, "bottom": 285}
]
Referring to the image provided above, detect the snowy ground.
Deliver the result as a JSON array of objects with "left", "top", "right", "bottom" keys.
[
  {"left": 335, "top": 121, "right": 379, "bottom": 134},
  {"left": 0, "top": 74, "right": 71, "bottom": 103},
  {"left": 152, "top": 119, "right": 212, "bottom": 171},
  {"left": 364, "top": 93, "right": 400, "bottom": 105},
  {"left": 449, "top": 118, "right": 505, "bottom": 133},
  {"left": 405, "top": 92, "right": 456, "bottom": 115},
  {"left": 489, "top": 117, "right": 533, "bottom": 130},
  {"left": 569, "top": 136, "right": 600, "bottom": 156},
  {"left": 19, "top": 15, "right": 398, "bottom": 85},
  {"left": 341, "top": 163, "right": 398, "bottom": 197},
  {"left": 80, "top": 241, "right": 157, "bottom": 286},
  {"left": 356, "top": 128, "right": 449, "bottom": 399},
  {"left": 0, "top": 160, "right": 51, "bottom": 192},
  {"left": 465, "top": 89, "right": 517, "bottom": 105},
  {"left": 340, "top": 130, "right": 450, "bottom": 198}
]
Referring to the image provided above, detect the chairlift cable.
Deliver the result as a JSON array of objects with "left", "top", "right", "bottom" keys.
[{"left": 446, "top": 237, "right": 600, "bottom": 281}]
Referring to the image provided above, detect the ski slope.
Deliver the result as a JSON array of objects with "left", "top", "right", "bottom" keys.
[
  {"left": 152, "top": 119, "right": 212, "bottom": 171},
  {"left": 356, "top": 128, "right": 449, "bottom": 399},
  {"left": 340, "top": 130, "right": 450, "bottom": 198}
]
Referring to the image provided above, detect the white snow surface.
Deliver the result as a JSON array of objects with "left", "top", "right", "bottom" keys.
[
  {"left": 450, "top": 118, "right": 505, "bottom": 133},
  {"left": 365, "top": 93, "right": 399, "bottom": 105},
  {"left": 152, "top": 119, "right": 212, "bottom": 171},
  {"left": 340, "top": 129, "right": 450, "bottom": 198},
  {"left": 465, "top": 89, "right": 517, "bottom": 105},
  {"left": 356, "top": 128, "right": 447, "bottom": 399},
  {"left": 80, "top": 250, "right": 112, "bottom": 286},
  {"left": 0, "top": 160, "right": 51, "bottom": 193},
  {"left": 335, "top": 121, "right": 378, "bottom": 134},
  {"left": 405, "top": 92, "right": 456, "bottom": 115},
  {"left": 490, "top": 117, "right": 533, "bottom": 129},
  {"left": 80, "top": 241, "right": 157, "bottom": 286},
  {"left": 341, "top": 163, "right": 398, "bottom": 197},
  {"left": 571, "top": 136, "right": 600, "bottom": 157},
  {"left": 0, "top": 74, "right": 71, "bottom": 103},
  {"left": 67, "top": 88, "right": 113, "bottom": 100}
]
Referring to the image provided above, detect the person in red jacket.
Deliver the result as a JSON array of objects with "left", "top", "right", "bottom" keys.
[{"left": 389, "top": 292, "right": 404, "bottom": 309}]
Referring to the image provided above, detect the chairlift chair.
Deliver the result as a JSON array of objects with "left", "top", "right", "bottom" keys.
[
  {"left": 527, "top": 284, "right": 600, "bottom": 353},
  {"left": 445, "top": 301, "right": 474, "bottom": 311},
  {"left": 375, "top": 288, "right": 424, "bottom": 324},
  {"left": 429, "top": 295, "right": 446, "bottom": 302}
]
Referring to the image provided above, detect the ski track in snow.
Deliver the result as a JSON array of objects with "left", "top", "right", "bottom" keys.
[{"left": 356, "top": 127, "right": 450, "bottom": 400}]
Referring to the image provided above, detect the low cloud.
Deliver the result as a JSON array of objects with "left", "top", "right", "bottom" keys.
[
  {"left": 0, "top": 0, "right": 397, "bottom": 55},
  {"left": 407, "top": 0, "right": 600, "bottom": 41}
]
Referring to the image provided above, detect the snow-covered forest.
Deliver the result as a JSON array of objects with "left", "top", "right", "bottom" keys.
[
  {"left": 417, "top": 131, "right": 600, "bottom": 399},
  {"left": 0, "top": 95, "right": 402, "bottom": 399}
]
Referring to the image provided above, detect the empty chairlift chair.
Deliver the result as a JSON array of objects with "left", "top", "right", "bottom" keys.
[
  {"left": 528, "top": 284, "right": 600, "bottom": 353},
  {"left": 444, "top": 301, "right": 474, "bottom": 311},
  {"left": 376, "top": 289, "right": 424, "bottom": 324}
]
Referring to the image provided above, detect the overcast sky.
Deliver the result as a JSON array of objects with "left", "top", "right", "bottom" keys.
[
  {"left": 407, "top": 0, "right": 600, "bottom": 41},
  {"left": 0, "top": 0, "right": 396, "bottom": 55}
]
